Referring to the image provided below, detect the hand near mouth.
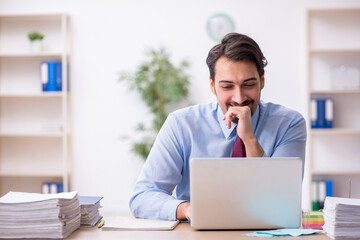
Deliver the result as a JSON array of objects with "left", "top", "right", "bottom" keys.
[
  {"left": 222, "top": 103, "right": 264, "bottom": 157},
  {"left": 223, "top": 104, "right": 253, "bottom": 140}
]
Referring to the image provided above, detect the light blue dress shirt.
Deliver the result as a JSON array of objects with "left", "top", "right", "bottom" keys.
[{"left": 129, "top": 100, "right": 306, "bottom": 220}]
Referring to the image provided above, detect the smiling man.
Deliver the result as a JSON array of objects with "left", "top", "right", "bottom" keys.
[{"left": 129, "top": 33, "right": 306, "bottom": 221}]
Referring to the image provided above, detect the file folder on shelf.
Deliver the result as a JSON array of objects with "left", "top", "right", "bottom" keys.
[{"left": 311, "top": 98, "right": 334, "bottom": 128}]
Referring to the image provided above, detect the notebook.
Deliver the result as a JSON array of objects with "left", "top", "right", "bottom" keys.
[
  {"left": 190, "top": 157, "right": 303, "bottom": 230},
  {"left": 78, "top": 196, "right": 103, "bottom": 226},
  {"left": 102, "top": 216, "right": 179, "bottom": 231}
]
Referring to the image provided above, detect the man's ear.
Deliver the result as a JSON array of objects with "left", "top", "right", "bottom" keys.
[
  {"left": 210, "top": 77, "right": 216, "bottom": 95},
  {"left": 260, "top": 74, "right": 265, "bottom": 90}
]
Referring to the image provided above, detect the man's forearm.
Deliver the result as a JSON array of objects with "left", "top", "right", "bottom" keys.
[{"left": 243, "top": 134, "right": 264, "bottom": 157}]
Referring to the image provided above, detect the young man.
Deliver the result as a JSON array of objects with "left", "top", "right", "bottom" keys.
[{"left": 129, "top": 33, "right": 306, "bottom": 221}]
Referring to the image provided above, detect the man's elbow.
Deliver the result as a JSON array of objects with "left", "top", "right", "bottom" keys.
[{"left": 128, "top": 194, "right": 140, "bottom": 218}]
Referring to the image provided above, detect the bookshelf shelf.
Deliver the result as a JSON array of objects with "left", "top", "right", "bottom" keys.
[
  {"left": 310, "top": 128, "right": 360, "bottom": 135},
  {"left": 0, "top": 52, "right": 65, "bottom": 58},
  {"left": 310, "top": 49, "right": 360, "bottom": 54},
  {"left": 306, "top": 8, "right": 360, "bottom": 210},
  {"left": 0, "top": 14, "right": 65, "bottom": 19},
  {"left": 310, "top": 90, "right": 360, "bottom": 95},
  {"left": 0, "top": 14, "right": 71, "bottom": 196},
  {"left": 312, "top": 169, "right": 360, "bottom": 175},
  {"left": 0, "top": 92, "right": 64, "bottom": 98},
  {"left": 0, "top": 132, "right": 63, "bottom": 137},
  {"left": 0, "top": 172, "right": 63, "bottom": 177}
]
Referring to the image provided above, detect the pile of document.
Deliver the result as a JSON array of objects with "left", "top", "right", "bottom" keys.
[
  {"left": 79, "top": 196, "right": 103, "bottom": 226},
  {"left": 0, "top": 191, "right": 80, "bottom": 239},
  {"left": 323, "top": 197, "right": 360, "bottom": 240}
]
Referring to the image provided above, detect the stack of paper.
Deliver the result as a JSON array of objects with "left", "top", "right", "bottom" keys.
[
  {"left": 0, "top": 191, "right": 80, "bottom": 239},
  {"left": 78, "top": 196, "right": 103, "bottom": 227},
  {"left": 323, "top": 197, "right": 360, "bottom": 240}
]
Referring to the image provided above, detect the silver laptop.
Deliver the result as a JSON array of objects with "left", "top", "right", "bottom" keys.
[{"left": 190, "top": 157, "right": 303, "bottom": 230}]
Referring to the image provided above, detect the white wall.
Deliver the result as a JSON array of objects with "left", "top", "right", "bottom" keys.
[{"left": 1, "top": 0, "right": 360, "bottom": 213}]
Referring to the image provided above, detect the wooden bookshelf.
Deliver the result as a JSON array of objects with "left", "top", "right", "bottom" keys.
[
  {"left": 0, "top": 14, "right": 71, "bottom": 196},
  {"left": 305, "top": 8, "right": 360, "bottom": 208}
]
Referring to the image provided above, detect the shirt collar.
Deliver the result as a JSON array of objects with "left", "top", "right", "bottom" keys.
[{"left": 217, "top": 102, "right": 260, "bottom": 139}]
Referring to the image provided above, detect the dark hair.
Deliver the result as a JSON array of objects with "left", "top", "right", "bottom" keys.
[{"left": 206, "top": 33, "right": 267, "bottom": 81}]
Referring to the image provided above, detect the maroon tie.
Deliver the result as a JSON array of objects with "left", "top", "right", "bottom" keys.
[{"left": 231, "top": 136, "right": 246, "bottom": 157}]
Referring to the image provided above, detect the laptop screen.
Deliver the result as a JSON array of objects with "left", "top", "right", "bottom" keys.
[{"left": 190, "top": 157, "right": 303, "bottom": 230}]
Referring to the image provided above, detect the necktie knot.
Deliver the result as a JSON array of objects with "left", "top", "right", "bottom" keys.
[{"left": 231, "top": 136, "right": 246, "bottom": 157}]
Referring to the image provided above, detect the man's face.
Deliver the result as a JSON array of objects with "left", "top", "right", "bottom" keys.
[{"left": 210, "top": 56, "right": 265, "bottom": 116}]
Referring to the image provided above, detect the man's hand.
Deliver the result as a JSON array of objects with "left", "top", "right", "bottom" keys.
[
  {"left": 223, "top": 106, "right": 264, "bottom": 157},
  {"left": 176, "top": 202, "right": 191, "bottom": 221},
  {"left": 223, "top": 106, "right": 253, "bottom": 140}
]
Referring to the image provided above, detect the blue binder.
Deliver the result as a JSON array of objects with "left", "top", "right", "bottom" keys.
[
  {"left": 317, "top": 99, "right": 326, "bottom": 128},
  {"left": 56, "top": 62, "right": 62, "bottom": 91},
  {"left": 311, "top": 99, "right": 317, "bottom": 128},
  {"left": 40, "top": 61, "right": 62, "bottom": 92},
  {"left": 326, "top": 180, "right": 333, "bottom": 197},
  {"left": 47, "top": 61, "right": 57, "bottom": 91},
  {"left": 311, "top": 98, "right": 334, "bottom": 128},
  {"left": 325, "top": 98, "right": 334, "bottom": 128}
]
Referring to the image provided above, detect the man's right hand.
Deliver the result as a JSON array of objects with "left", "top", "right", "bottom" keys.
[{"left": 176, "top": 201, "right": 191, "bottom": 221}]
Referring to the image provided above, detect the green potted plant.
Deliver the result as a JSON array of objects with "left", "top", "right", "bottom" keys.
[
  {"left": 120, "top": 47, "right": 190, "bottom": 160},
  {"left": 27, "top": 31, "right": 45, "bottom": 52}
]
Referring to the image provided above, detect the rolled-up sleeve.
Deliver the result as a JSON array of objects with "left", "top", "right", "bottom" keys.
[{"left": 129, "top": 114, "right": 186, "bottom": 220}]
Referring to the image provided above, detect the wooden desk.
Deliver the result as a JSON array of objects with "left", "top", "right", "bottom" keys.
[{"left": 68, "top": 223, "right": 331, "bottom": 240}]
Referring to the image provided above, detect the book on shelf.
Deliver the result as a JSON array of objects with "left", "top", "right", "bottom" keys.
[
  {"left": 311, "top": 98, "right": 334, "bottom": 128},
  {"left": 42, "top": 182, "right": 63, "bottom": 194},
  {"left": 78, "top": 196, "right": 103, "bottom": 227},
  {"left": 0, "top": 191, "right": 80, "bottom": 239},
  {"left": 312, "top": 179, "right": 333, "bottom": 211},
  {"left": 40, "top": 61, "right": 62, "bottom": 92}
]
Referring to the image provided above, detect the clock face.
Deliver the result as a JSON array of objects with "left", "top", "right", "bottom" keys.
[{"left": 206, "top": 13, "right": 235, "bottom": 42}]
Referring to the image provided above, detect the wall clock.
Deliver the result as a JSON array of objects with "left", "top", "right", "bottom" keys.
[{"left": 206, "top": 13, "right": 235, "bottom": 42}]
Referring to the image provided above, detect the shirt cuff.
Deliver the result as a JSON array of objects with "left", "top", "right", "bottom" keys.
[
  {"left": 262, "top": 151, "right": 268, "bottom": 157},
  {"left": 160, "top": 199, "right": 187, "bottom": 221}
]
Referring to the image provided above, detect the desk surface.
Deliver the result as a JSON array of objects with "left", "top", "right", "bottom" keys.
[{"left": 68, "top": 223, "right": 331, "bottom": 240}]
